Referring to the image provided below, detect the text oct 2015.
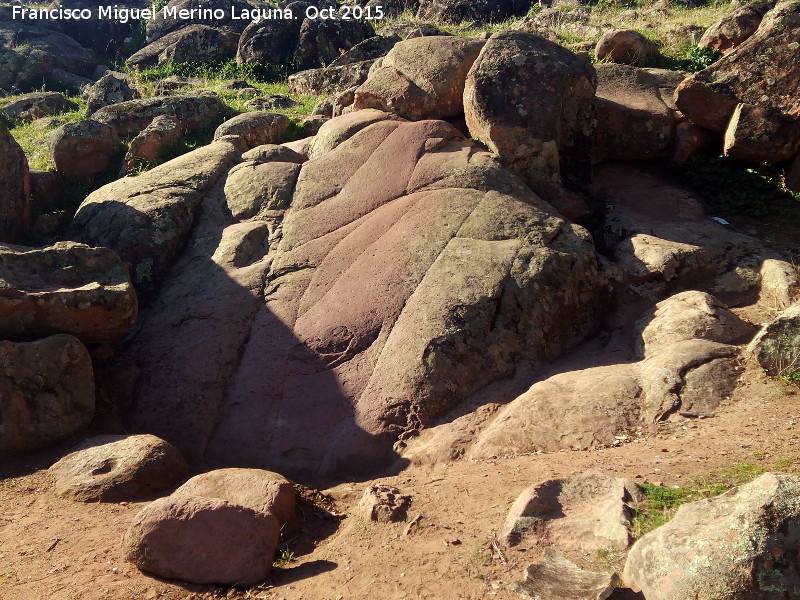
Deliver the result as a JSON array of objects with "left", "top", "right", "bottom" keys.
[{"left": 10, "top": 3, "right": 387, "bottom": 24}]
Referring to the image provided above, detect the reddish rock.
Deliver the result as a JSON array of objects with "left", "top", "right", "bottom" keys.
[
  {"left": 123, "top": 495, "right": 279, "bottom": 585},
  {"left": 121, "top": 114, "right": 183, "bottom": 175},
  {"left": 723, "top": 102, "right": 800, "bottom": 163},
  {"left": 595, "top": 29, "right": 659, "bottom": 65},
  {"left": 593, "top": 64, "right": 683, "bottom": 163},
  {"left": 0, "top": 241, "right": 137, "bottom": 344},
  {"left": 698, "top": 0, "right": 774, "bottom": 54},
  {"left": 0, "top": 335, "right": 94, "bottom": 453},
  {"left": 464, "top": 31, "right": 597, "bottom": 220},
  {"left": 49, "top": 120, "right": 120, "bottom": 181},
  {"left": 353, "top": 36, "right": 485, "bottom": 120},
  {"left": 674, "top": 0, "right": 800, "bottom": 132},
  {"left": 668, "top": 121, "right": 717, "bottom": 167},
  {"left": 172, "top": 468, "right": 295, "bottom": 526}
]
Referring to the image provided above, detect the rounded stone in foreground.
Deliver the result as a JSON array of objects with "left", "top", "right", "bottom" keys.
[
  {"left": 124, "top": 495, "right": 279, "bottom": 586},
  {"left": 49, "top": 434, "right": 189, "bottom": 502}
]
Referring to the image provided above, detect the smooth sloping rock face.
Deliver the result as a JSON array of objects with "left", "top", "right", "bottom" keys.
[
  {"left": 68, "top": 138, "right": 241, "bottom": 299},
  {"left": 501, "top": 474, "right": 643, "bottom": 555},
  {"left": 49, "top": 434, "right": 188, "bottom": 502},
  {"left": 89, "top": 93, "right": 226, "bottom": 137},
  {"left": 0, "top": 121, "right": 29, "bottom": 243},
  {"left": 172, "top": 468, "right": 295, "bottom": 526},
  {"left": 593, "top": 65, "right": 683, "bottom": 164},
  {"left": 464, "top": 31, "right": 597, "bottom": 221},
  {"left": 353, "top": 36, "right": 485, "bottom": 121},
  {"left": 748, "top": 302, "right": 800, "bottom": 375},
  {"left": 623, "top": 472, "right": 800, "bottom": 600},
  {"left": 307, "top": 108, "right": 403, "bottom": 158},
  {"left": 674, "top": 0, "right": 800, "bottom": 132},
  {"left": 0, "top": 241, "right": 136, "bottom": 344},
  {"left": 213, "top": 111, "right": 290, "bottom": 150},
  {"left": 699, "top": 0, "right": 775, "bottom": 54},
  {"left": 49, "top": 119, "right": 120, "bottom": 181},
  {"left": 469, "top": 363, "right": 643, "bottom": 457},
  {"left": 127, "top": 24, "right": 239, "bottom": 69},
  {"left": 124, "top": 495, "right": 279, "bottom": 586},
  {"left": 634, "top": 290, "right": 753, "bottom": 358},
  {"left": 511, "top": 551, "right": 618, "bottom": 600},
  {"left": 0, "top": 22, "right": 93, "bottom": 93},
  {"left": 121, "top": 112, "right": 605, "bottom": 480},
  {"left": 0, "top": 335, "right": 94, "bottom": 453},
  {"left": 417, "top": 0, "right": 529, "bottom": 24}
]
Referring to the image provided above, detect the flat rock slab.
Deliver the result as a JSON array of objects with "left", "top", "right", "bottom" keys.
[
  {"left": 512, "top": 550, "right": 618, "bottom": 600},
  {"left": 0, "top": 241, "right": 137, "bottom": 344},
  {"left": 49, "top": 434, "right": 188, "bottom": 502},
  {"left": 501, "top": 473, "right": 643, "bottom": 557}
]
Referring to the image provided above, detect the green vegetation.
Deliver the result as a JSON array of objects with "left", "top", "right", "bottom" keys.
[
  {"left": 681, "top": 153, "right": 800, "bottom": 216},
  {"left": 4, "top": 95, "right": 87, "bottom": 171},
  {"left": 632, "top": 459, "right": 799, "bottom": 539},
  {"left": 273, "top": 548, "right": 296, "bottom": 568},
  {"left": 129, "top": 59, "right": 280, "bottom": 84}
]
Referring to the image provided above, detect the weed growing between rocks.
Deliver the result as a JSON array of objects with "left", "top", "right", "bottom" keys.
[{"left": 631, "top": 459, "right": 800, "bottom": 539}]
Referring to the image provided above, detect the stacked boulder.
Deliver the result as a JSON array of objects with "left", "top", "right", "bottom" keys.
[{"left": 675, "top": 1, "right": 800, "bottom": 172}]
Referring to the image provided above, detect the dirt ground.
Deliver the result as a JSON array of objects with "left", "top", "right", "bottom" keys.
[{"left": 2, "top": 354, "right": 799, "bottom": 600}]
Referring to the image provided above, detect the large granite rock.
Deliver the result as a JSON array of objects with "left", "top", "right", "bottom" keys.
[
  {"left": 464, "top": 31, "right": 597, "bottom": 221},
  {"left": 674, "top": 0, "right": 800, "bottom": 132},
  {"left": 623, "top": 472, "right": 800, "bottom": 600},
  {"left": 353, "top": 36, "right": 485, "bottom": 120}
]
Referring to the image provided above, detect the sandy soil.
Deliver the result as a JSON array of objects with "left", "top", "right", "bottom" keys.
[{"left": 2, "top": 355, "right": 799, "bottom": 600}]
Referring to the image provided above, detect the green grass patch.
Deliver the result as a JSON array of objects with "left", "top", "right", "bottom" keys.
[
  {"left": 128, "top": 58, "right": 286, "bottom": 84},
  {"left": 632, "top": 461, "right": 779, "bottom": 539},
  {"left": 4, "top": 95, "right": 87, "bottom": 171}
]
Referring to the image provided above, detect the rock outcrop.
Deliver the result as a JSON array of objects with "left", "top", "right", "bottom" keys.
[
  {"left": 111, "top": 111, "right": 605, "bottom": 480},
  {"left": 748, "top": 301, "right": 800, "bottom": 375},
  {"left": 674, "top": 0, "right": 800, "bottom": 132},
  {"left": 353, "top": 36, "right": 485, "bottom": 120}
]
